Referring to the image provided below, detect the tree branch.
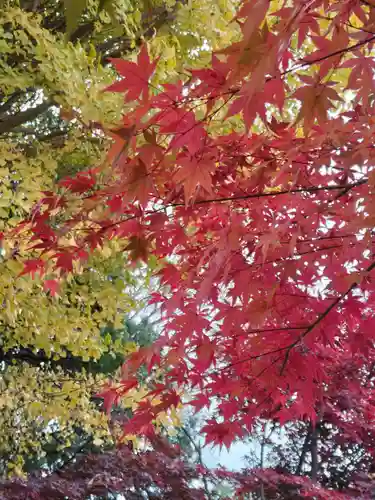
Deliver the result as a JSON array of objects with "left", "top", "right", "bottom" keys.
[
  {"left": 180, "top": 426, "right": 212, "bottom": 500},
  {"left": 0, "top": 100, "right": 54, "bottom": 135},
  {"left": 295, "top": 427, "right": 311, "bottom": 476},
  {"left": 289, "top": 34, "right": 375, "bottom": 75},
  {"left": 0, "top": 345, "right": 93, "bottom": 373},
  {"left": 280, "top": 259, "right": 375, "bottom": 375},
  {"left": 53, "top": 436, "right": 93, "bottom": 475},
  {"left": 70, "top": 22, "right": 95, "bottom": 43},
  {"left": 1, "top": 0, "right": 188, "bottom": 133},
  {"left": 259, "top": 423, "right": 267, "bottom": 500},
  {"left": 310, "top": 423, "right": 319, "bottom": 482},
  {"left": 0, "top": 90, "right": 27, "bottom": 117},
  {"left": 37, "top": 128, "right": 70, "bottom": 141},
  {"left": 170, "top": 180, "right": 368, "bottom": 207}
]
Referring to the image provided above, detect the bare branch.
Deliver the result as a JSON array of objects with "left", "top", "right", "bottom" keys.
[
  {"left": 295, "top": 428, "right": 311, "bottom": 476},
  {"left": 310, "top": 424, "right": 319, "bottom": 482},
  {"left": 0, "top": 100, "right": 54, "bottom": 135},
  {"left": 180, "top": 426, "right": 213, "bottom": 500}
]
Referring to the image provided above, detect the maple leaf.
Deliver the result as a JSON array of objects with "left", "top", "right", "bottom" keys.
[
  {"left": 125, "top": 236, "right": 148, "bottom": 262},
  {"left": 126, "top": 157, "right": 155, "bottom": 205},
  {"left": 341, "top": 56, "right": 375, "bottom": 105},
  {"left": 191, "top": 55, "right": 227, "bottom": 98},
  {"left": 106, "top": 46, "right": 158, "bottom": 103},
  {"left": 153, "top": 390, "right": 180, "bottom": 414},
  {"left": 174, "top": 153, "right": 215, "bottom": 202},
  {"left": 59, "top": 170, "right": 96, "bottom": 194},
  {"left": 43, "top": 279, "right": 60, "bottom": 297},
  {"left": 54, "top": 251, "right": 74, "bottom": 273},
  {"left": 122, "top": 404, "right": 155, "bottom": 436},
  {"left": 228, "top": 77, "right": 285, "bottom": 130},
  {"left": 111, "top": 125, "right": 137, "bottom": 143},
  {"left": 294, "top": 81, "right": 342, "bottom": 133},
  {"left": 193, "top": 336, "right": 216, "bottom": 371},
  {"left": 19, "top": 259, "right": 45, "bottom": 279},
  {"left": 151, "top": 81, "right": 184, "bottom": 109},
  {"left": 96, "top": 385, "right": 120, "bottom": 416},
  {"left": 294, "top": 12, "right": 320, "bottom": 48},
  {"left": 118, "top": 379, "right": 139, "bottom": 397},
  {"left": 41, "top": 192, "right": 66, "bottom": 211},
  {"left": 113, "top": 219, "right": 142, "bottom": 240},
  {"left": 189, "top": 393, "right": 211, "bottom": 412},
  {"left": 107, "top": 194, "right": 124, "bottom": 214},
  {"left": 305, "top": 27, "right": 349, "bottom": 77},
  {"left": 257, "top": 231, "right": 282, "bottom": 262},
  {"left": 159, "top": 109, "right": 206, "bottom": 155},
  {"left": 235, "top": 0, "right": 269, "bottom": 46},
  {"left": 202, "top": 420, "right": 244, "bottom": 451}
]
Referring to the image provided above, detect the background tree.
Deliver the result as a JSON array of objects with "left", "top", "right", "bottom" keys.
[
  {"left": 0, "top": 440, "right": 208, "bottom": 500},
  {"left": 242, "top": 347, "right": 375, "bottom": 498}
]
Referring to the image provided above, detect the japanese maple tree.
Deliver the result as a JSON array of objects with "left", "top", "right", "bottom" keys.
[
  {"left": 240, "top": 344, "right": 375, "bottom": 497},
  {"left": 0, "top": 437, "right": 351, "bottom": 500},
  {"left": 8, "top": 0, "right": 375, "bottom": 491}
]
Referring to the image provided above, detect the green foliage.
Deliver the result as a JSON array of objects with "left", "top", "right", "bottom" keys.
[{"left": 63, "top": 0, "right": 90, "bottom": 37}]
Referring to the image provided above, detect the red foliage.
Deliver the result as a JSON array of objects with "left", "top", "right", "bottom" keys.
[
  {"left": 0, "top": 441, "right": 369, "bottom": 499},
  {"left": 0, "top": 443, "right": 204, "bottom": 500},
  {"left": 106, "top": 45, "right": 158, "bottom": 103}
]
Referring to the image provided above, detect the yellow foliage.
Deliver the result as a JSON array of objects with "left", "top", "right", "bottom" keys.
[
  {"left": 0, "top": 364, "right": 110, "bottom": 476},
  {"left": 0, "top": 0, "right": 231, "bottom": 476}
]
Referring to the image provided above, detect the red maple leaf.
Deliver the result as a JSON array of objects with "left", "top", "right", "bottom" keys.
[
  {"left": 54, "top": 252, "right": 74, "bottom": 273},
  {"left": 59, "top": 170, "right": 96, "bottom": 194},
  {"left": 174, "top": 153, "right": 215, "bottom": 201},
  {"left": 19, "top": 259, "right": 45, "bottom": 279},
  {"left": 202, "top": 420, "right": 244, "bottom": 451},
  {"left": 158, "top": 109, "right": 206, "bottom": 155},
  {"left": 193, "top": 337, "right": 216, "bottom": 371},
  {"left": 106, "top": 45, "right": 158, "bottom": 103},
  {"left": 43, "top": 279, "right": 60, "bottom": 297},
  {"left": 124, "top": 236, "right": 149, "bottom": 262},
  {"left": 189, "top": 393, "right": 211, "bottom": 412},
  {"left": 96, "top": 385, "right": 120, "bottom": 416}
]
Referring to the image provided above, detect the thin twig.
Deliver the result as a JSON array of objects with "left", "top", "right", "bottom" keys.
[
  {"left": 295, "top": 427, "right": 311, "bottom": 475},
  {"left": 280, "top": 259, "right": 375, "bottom": 375},
  {"left": 170, "top": 180, "right": 368, "bottom": 207},
  {"left": 180, "top": 426, "right": 213, "bottom": 500}
]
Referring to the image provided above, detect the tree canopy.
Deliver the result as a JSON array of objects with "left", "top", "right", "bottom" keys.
[
  {"left": 0, "top": 0, "right": 241, "bottom": 478},
  {"left": 2, "top": 0, "right": 375, "bottom": 497}
]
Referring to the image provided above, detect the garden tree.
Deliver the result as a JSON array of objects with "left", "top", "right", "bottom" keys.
[
  {"left": 20, "top": 0, "right": 375, "bottom": 422},
  {"left": 0, "top": 0, "right": 239, "bottom": 143},
  {"left": 243, "top": 346, "right": 375, "bottom": 497},
  {"left": 0, "top": 314, "right": 165, "bottom": 477},
  {"left": 0, "top": 439, "right": 209, "bottom": 500},
  {"left": 0, "top": 440, "right": 363, "bottom": 499},
  {"left": 17, "top": 318, "right": 159, "bottom": 477},
  {"left": 0, "top": 0, "right": 241, "bottom": 478}
]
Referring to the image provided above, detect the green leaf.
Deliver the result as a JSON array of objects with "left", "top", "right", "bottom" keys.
[
  {"left": 63, "top": 0, "right": 87, "bottom": 37},
  {"left": 98, "top": 0, "right": 113, "bottom": 11}
]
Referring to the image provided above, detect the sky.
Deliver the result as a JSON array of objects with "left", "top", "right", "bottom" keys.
[{"left": 202, "top": 440, "right": 255, "bottom": 470}]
